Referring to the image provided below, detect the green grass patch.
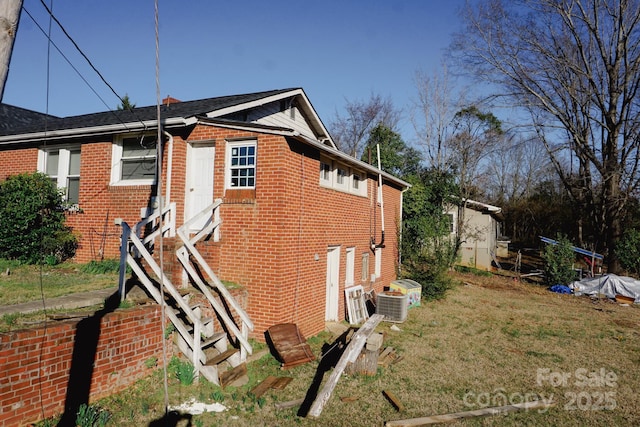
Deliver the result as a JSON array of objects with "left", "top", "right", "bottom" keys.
[
  {"left": 80, "top": 259, "right": 122, "bottom": 274},
  {"left": 0, "top": 259, "right": 118, "bottom": 306}
]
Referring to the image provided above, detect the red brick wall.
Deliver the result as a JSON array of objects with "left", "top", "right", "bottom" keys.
[
  {"left": 0, "top": 305, "right": 172, "bottom": 426},
  {"left": 183, "top": 128, "right": 404, "bottom": 339},
  {"left": 0, "top": 126, "right": 405, "bottom": 340},
  {"left": 0, "top": 147, "right": 38, "bottom": 179}
]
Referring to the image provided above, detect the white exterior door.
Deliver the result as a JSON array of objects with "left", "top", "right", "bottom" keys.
[
  {"left": 186, "top": 143, "right": 215, "bottom": 231},
  {"left": 325, "top": 246, "right": 341, "bottom": 321}
]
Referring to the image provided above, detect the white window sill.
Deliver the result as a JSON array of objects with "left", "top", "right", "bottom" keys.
[{"left": 109, "top": 179, "right": 156, "bottom": 187}]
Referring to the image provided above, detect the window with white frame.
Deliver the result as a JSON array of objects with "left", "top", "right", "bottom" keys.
[
  {"left": 226, "top": 139, "right": 256, "bottom": 189},
  {"left": 111, "top": 135, "right": 157, "bottom": 185},
  {"left": 447, "top": 213, "right": 455, "bottom": 233},
  {"left": 319, "top": 157, "right": 367, "bottom": 197},
  {"left": 39, "top": 146, "right": 81, "bottom": 204},
  {"left": 351, "top": 170, "right": 367, "bottom": 196},
  {"left": 335, "top": 164, "right": 349, "bottom": 191},
  {"left": 320, "top": 159, "right": 332, "bottom": 185}
]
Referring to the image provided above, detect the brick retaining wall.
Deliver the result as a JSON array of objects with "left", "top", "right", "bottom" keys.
[{"left": 0, "top": 304, "right": 173, "bottom": 426}]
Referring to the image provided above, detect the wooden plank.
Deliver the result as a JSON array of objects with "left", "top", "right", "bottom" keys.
[
  {"left": 205, "top": 348, "right": 238, "bottom": 366},
  {"left": 274, "top": 398, "right": 304, "bottom": 410},
  {"left": 250, "top": 375, "right": 278, "bottom": 398},
  {"left": 384, "top": 400, "right": 556, "bottom": 426},
  {"left": 383, "top": 390, "right": 404, "bottom": 412},
  {"left": 307, "top": 314, "right": 384, "bottom": 418},
  {"left": 379, "top": 346, "right": 394, "bottom": 359},
  {"left": 271, "top": 376, "right": 293, "bottom": 390},
  {"left": 219, "top": 363, "right": 247, "bottom": 388},
  {"left": 379, "top": 347, "right": 398, "bottom": 367}
]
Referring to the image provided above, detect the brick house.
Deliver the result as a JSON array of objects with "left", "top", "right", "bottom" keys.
[{"left": 0, "top": 88, "right": 410, "bottom": 340}]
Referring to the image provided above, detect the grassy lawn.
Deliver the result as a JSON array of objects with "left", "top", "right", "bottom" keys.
[
  {"left": 0, "top": 259, "right": 119, "bottom": 306},
  {"left": 33, "top": 270, "right": 640, "bottom": 426}
]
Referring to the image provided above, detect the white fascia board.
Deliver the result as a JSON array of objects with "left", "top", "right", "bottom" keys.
[
  {"left": 205, "top": 88, "right": 337, "bottom": 149},
  {"left": 205, "top": 89, "right": 304, "bottom": 118},
  {"left": 464, "top": 198, "right": 502, "bottom": 213},
  {"left": 0, "top": 117, "right": 193, "bottom": 145},
  {"left": 294, "top": 89, "right": 337, "bottom": 150},
  {"left": 197, "top": 119, "right": 297, "bottom": 136}
]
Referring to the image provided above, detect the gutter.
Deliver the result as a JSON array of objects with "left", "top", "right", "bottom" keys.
[{"left": 0, "top": 116, "right": 195, "bottom": 145}]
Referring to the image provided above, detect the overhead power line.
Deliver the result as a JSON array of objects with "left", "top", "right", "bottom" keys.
[
  {"left": 22, "top": 2, "right": 148, "bottom": 131},
  {"left": 36, "top": 0, "right": 130, "bottom": 111},
  {"left": 21, "top": 7, "right": 118, "bottom": 116}
]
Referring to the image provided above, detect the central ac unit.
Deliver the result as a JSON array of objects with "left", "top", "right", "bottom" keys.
[{"left": 376, "top": 291, "right": 408, "bottom": 323}]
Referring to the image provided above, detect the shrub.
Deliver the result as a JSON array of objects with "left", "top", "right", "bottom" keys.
[
  {"left": 403, "top": 236, "right": 458, "bottom": 301},
  {"left": 542, "top": 235, "right": 576, "bottom": 286},
  {"left": 0, "top": 172, "right": 77, "bottom": 264},
  {"left": 401, "top": 170, "right": 460, "bottom": 301},
  {"left": 615, "top": 228, "right": 640, "bottom": 276}
]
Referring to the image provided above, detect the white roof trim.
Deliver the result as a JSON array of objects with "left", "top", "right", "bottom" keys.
[
  {"left": 464, "top": 198, "right": 502, "bottom": 213},
  {"left": 196, "top": 119, "right": 297, "bottom": 136},
  {"left": 204, "top": 88, "right": 337, "bottom": 150},
  {"left": 0, "top": 117, "right": 193, "bottom": 145}
]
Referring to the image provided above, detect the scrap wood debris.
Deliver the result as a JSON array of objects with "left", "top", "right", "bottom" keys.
[
  {"left": 384, "top": 400, "right": 555, "bottom": 426},
  {"left": 307, "top": 314, "right": 384, "bottom": 418},
  {"left": 266, "top": 323, "right": 316, "bottom": 369},
  {"left": 378, "top": 347, "right": 402, "bottom": 367},
  {"left": 382, "top": 390, "right": 404, "bottom": 412},
  {"left": 250, "top": 375, "right": 293, "bottom": 398}
]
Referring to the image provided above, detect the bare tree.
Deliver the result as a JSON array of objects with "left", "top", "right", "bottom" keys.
[
  {"left": 411, "top": 67, "right": 464, "bottom": 172},
  {"left": 484, "top": 134, "right": 552, "bottom": 204},
  {"left": 449, "top": 105, "right": 503, "bottom": 201},
  {"left": 452, "top": 0, "right": 640, "bottom": 273},
  {"left": 330, "top": 93, "right": 401, "bottom": 158}
]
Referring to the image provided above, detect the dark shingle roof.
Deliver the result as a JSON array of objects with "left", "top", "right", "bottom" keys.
[
  {"left": 0, "top": 89, "right": 297, "bottom": 136},
  {"left": 0, "top": 104, "right": 59, "bottom": 134}
]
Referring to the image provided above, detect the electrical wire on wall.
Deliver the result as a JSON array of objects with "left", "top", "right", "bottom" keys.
[
  {"left": 292, "top": 148, "right": 314, "bottom": 362},
  {"left": 292, "top": 149, "right": 305, "bottom": 325}
]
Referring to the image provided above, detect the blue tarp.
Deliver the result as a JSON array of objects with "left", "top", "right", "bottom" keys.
[{"left": 549, "top": 284, "right": 573, "bottom": 294}]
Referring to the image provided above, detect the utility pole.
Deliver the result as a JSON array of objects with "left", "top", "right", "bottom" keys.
[{"left": 0, "top": 0, "right": 23, "bottom": 101}]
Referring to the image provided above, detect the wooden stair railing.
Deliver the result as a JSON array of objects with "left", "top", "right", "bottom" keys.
[
  {"left": 116, "top": 199, "right": 253, "bottom": 385},
  {"left": 176, "top": 199, "right": 254, "bottom": 363}
]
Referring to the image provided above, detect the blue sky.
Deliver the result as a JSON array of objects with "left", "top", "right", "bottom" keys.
[{"left": 4, "top": 0, "right": 468, "bottom": 140}]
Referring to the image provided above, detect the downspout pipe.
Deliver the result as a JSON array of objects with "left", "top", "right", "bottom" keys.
[
  {"left": 371, "top": 144, "right": 385, "bottom": 250},
  {"left": 163, "top": 130, "right": 173, "bottom": 205}
]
